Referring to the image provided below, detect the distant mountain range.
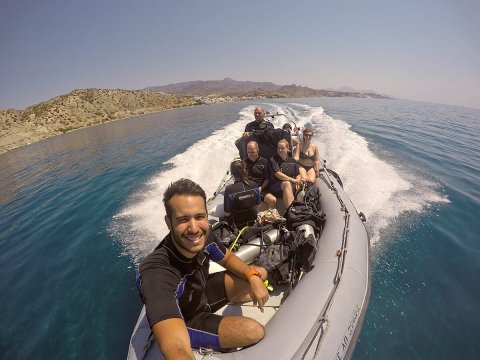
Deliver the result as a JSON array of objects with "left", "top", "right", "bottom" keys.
[
  {"left": 144, "top": 77, "right": 280, "bottom": 94},
  {"left": 142, "top": 77, "right": 392, "bottom": 99}
]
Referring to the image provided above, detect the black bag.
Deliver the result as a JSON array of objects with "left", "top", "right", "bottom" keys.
[
  {"left": 211, "top": 221, "right": 236, "bottom": 248},
  {"left": 256, "top": 244, "right": 289, "bottom": 272},
  {"left": 286, "top": 201, "right": 326, "bottom": 231},
  {"left": 295, "top": 232, "right": 317, "bottom": 272}
]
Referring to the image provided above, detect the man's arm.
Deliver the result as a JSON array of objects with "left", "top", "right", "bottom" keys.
[
  {"left": 260, "top": 162, "right": 270, "bottom": 191},
  {"left": 152, "top": 318, "right": 195, "bottom": 360},
  {"left": 218, "top": 250, "right": 269, "bottom": 312}
]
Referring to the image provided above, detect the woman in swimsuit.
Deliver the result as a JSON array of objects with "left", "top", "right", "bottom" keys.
[{"left": 294, "top": 128, "right": 320, "bottom": 183}]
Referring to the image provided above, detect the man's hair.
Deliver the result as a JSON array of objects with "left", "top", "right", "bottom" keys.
[
  {"left": 282, "top": 123, "right": 292, "bottom": 130},
  {"left": 163, "top": 178, "right": 207, "bottom": 218},
  {"left": 247, "top": 140, "right": 259, "bottom": 150}
]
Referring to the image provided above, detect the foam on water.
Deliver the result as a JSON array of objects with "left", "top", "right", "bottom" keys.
[{"left": 112, "top": 103, "right": 449, "bottom": 263}]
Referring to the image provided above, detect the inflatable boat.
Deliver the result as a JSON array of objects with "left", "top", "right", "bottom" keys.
[{"left": 127, "top": 159, "right": 371, "bottom": 359}]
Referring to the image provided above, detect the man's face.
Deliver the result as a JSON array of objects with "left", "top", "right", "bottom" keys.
[
  {"left": 254, "top": 108, "right": 264, "bottom": 123},
  {"left": 165, "top": 195, "right": 209, "bottom": 258},
  {"left": 247, "top": 143, "right": 259, "bottom": 161}
]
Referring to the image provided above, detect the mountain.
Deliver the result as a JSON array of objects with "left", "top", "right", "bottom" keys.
[
  {"left": 143, "top": 78, "right": 392, "bottom": 100},
  {"left": 143, "top": 77, "right": 281, "bottom": 95},
  {"left": 328, "top": 86, "right": 387, "bottom": 97}
]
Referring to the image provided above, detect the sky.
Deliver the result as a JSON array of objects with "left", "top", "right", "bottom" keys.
[{"left": 1, "top": 0, "right": 479, "bottom": 110}]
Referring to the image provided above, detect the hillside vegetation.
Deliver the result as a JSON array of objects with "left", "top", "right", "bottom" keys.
[{"left": 0, "top": 89, "right": 196, "bottom": 153}]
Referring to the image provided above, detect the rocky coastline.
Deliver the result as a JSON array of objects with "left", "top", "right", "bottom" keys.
[{"left": 1, "top": 84, "right": 392, "bottom": 154}]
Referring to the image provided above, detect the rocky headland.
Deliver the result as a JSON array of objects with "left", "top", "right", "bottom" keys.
[{"left": 0, "top": 89, "right": 196, "bottom": 154}]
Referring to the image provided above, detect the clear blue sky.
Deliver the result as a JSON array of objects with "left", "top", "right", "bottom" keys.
[{"left": 1, "top": 0, "right": 479, "bottom": 110}]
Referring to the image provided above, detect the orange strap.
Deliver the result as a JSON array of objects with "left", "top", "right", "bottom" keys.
[{"left": 246, "top": 268, "right": 260, "bottom": 280}]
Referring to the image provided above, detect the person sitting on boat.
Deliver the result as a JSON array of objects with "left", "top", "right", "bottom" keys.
[
  {"left": 224, "top": 159, "right": 262, "bottom": 228},
  {"left": 235, "top": 106, "right": 288, "bottom": 160},
  {"left": 282, "top": 123, "right": 299, "bottom": 153},
  {"left": 294, "top": 127, "right": 321, "bottom": 184},
  {"left": 243, "top": 107, "right": 274, "bottom": 137},
  {"left": 269, "top": 139, "right": 304, "bottom": 209},
  {"left": 245, "top": 141, "right": 277, "bottom": 209},
  {"left": 138, "top": 178, "right": 269, "bottom": 358}
]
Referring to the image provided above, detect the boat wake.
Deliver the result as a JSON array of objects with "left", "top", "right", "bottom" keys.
[{"left": 110, "top": 103, "right": 449, "bottom": 264}]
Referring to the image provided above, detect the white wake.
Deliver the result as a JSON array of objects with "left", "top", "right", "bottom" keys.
[{"left": 111, "top": 103, "right": 448, "bottom": 264}]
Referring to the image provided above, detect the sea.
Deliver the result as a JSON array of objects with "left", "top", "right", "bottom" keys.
[{"left": 0, "top": 97, "right": 479, "bottom": 359}]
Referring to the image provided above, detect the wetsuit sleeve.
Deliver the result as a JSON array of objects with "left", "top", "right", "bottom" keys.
[
  {"left": 255, "top": 187, "right": 261, "bottom": 205},
  {"left": 139, "top": 260, "right": 184, "bottom": 328},
  {"left": 223, "top": 185, "right": 233, "bottom": 213},
  {"left": 269, "top": 157, "right": 280, "bottom": 174},
  {"left": 262, "top": 159, "right": 270, "bottom": 185},
  {"left": 204, "top": 231, "right": 227, "bottom": 262},
  {"left": 294, "top": 160, "right": 300, "bottom": 177}
]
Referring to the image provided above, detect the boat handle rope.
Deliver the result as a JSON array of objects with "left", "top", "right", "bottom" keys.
[
  {"left": 206, "top": 170, "right": 231, "bottom": 206},
  {"left": 300, "top": 161, "right": 352, "bottom": 359},
  {"left": 301, "top": 210, "right": 351, "bottom": 359}
]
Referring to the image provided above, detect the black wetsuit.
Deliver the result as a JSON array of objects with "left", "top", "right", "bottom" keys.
[
  {"left": 244, "top": 120, "right": 274, "bottom": 133},
  {"left": 223, "top": 179, "right": 261, "bottom": 228},
  {"left": 236, "top": 121, "right": 276, "bottom": 159},
  {"left": 139, "top": 231, "right": 228, "bottom": 349},
  {"left": 269, "top": 154, "right": 300, "bottom": 195},
  {"left": 245, "top": 156, "right": 270, "bottom": 190}
]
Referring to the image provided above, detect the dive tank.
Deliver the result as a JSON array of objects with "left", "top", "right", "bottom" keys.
[{"left": 234, "top": 228, "right": 281, "bottom": 264}]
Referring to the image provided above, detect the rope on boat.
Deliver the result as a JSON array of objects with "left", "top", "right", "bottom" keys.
[
  {"left": 300, "top": 161, "right": 352, "bottom": 359},
  {"left": 206, "top": 169, "right": 231, "bottom": 206}
]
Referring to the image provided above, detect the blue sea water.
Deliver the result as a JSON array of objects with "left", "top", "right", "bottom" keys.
[{"left": 0, "top": 98, "right": 479, "bottom": 359}]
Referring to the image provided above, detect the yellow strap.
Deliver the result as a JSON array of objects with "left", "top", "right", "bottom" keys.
[{"left": 229, "top": 226, "right": 248, "bottom": 251}]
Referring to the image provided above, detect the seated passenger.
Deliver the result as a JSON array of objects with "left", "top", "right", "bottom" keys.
[
  {"left": 224, "top": 160, "right": 262, "bottom": 229},
  {"left": 294, "top": 128, "right": 321, "bottom": 184},
  {"left": 235, "top": 107, "right": 274, "bottom": 159},
  {"left": 235, "top": 106, "right": 293, "bottom": 161},
  {"left": 269, "top": 139, "right": 304, "bottom": 209},
  {"left": 245, "top": 141, "right": 276, "bottom": 209},
  {"left": 282, "top": 123, "right": 298, "bottom": 154}
]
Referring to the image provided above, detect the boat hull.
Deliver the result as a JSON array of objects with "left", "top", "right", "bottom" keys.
[{"left": 127, "top": 171, "right": 370, "bottom": 360}]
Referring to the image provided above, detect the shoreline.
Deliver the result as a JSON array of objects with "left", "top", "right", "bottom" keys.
[
  {"left": 0, "top": 89, "right": 200, "bottom": 155},
  {"left": 0, "top": 88, "right": 391, "bottom": 155}
]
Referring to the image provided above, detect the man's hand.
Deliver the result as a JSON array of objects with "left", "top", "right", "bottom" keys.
[
  {"left": 248, "top": 275, "right": 269, "bottom": 312},
  {"left": 242, "top": 131, "right": 251, "bottom": 138}
]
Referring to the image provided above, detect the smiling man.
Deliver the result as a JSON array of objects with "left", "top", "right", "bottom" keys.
[{"left": 138, "top": 178, "right": 269, "bottom": 360}]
